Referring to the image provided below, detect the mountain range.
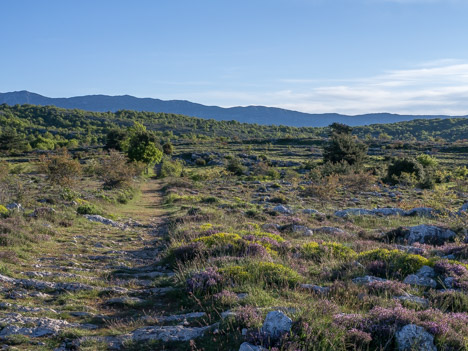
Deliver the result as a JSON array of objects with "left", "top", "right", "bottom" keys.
[{"left": 0, "top": 90, "right": 465, "bottom": 127}]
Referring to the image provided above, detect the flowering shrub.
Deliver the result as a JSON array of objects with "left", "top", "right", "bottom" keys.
[
  {"left": 199, "top": 222, "right": 214, "bottom": 232},
  {"left": 241, "top": 231, "right": 285, "bottom": 243},
  {"left": 345, "top": 328, "right": 372, "bottom": 347},
  {"left": 220, "top": 262, "right": 301, "bottom": 287},
  {"left": 433, "top": 259, "right": 468, "bottom": 277},
  {"left": 234, "top": 305, "right": 263, "bottom": 329},
  {"left": 243, "top": 234, "right": 281, "bottom": 250},
  {"left": 366, "top": 280, "right": 409, "bottom": 296},
  {"left": 0, "top": 205, "right": 8, "bottom": 216},
  {"left": 194, "top": 232, "right": 242, "bottom": 247},
  {"left": 334, "top": 305, "right": 468, "bottom": 350},
  {"left": 213, "top": 290, "right": 239, "bottom": 306},
  {"left": 433, "top": 259, "right": 468, "bottom": 291},
  {"left": 165, "top": 241, "right": 207, "bottom": 267},
  {"left": 186, "top": 267, "right": 224, "bottom": 295},
  {"left": 358, "top": 248, "right": 430, "bottom": 278},
  {"left": 244, "top": 242, "right": 272, "bottom": 259},
  {"left": 301, "top": 241, "right": 356, "bottom": 262}
]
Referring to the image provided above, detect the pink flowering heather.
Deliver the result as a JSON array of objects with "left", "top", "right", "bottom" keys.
[
  {"left": 186, "top": 267, "right": 223, "bottom": 294},
  {"left": 367, "top": 280, "right": 409, "bottom": 295}
]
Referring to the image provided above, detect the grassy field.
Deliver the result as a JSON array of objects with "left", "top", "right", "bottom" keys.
[{"left": 0, "top": 137, "right": 467, "bottom": 350}]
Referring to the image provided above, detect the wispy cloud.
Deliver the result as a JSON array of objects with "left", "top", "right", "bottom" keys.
[{"left": 222, "top": 60, "right": 468, "bottom": 115}]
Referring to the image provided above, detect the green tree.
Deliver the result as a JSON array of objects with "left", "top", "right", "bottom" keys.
[
  {"left": 105, "top": 129, "right": 128, "bottom": 151},
  {"left": 323, "top": 123, "right": 368, "bottom": 167},
  {"left": 0, "top": 128, "right": 27, "bottom": 153},
  {"left": 126, "top": 122, "right": 163, "bottom": 171},
  {"left": 162, "top": 142, "right": 174, "bottom": 155}
]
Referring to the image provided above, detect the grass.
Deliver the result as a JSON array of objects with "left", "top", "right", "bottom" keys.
[{"left": 0, "top": 138, "right": 467, "bottom": 350}]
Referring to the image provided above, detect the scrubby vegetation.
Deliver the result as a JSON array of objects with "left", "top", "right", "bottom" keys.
[{"left": 0, "top": 104, "right": 467, "bottom": 350}]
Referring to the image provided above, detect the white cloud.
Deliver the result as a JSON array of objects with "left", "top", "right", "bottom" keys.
[{"left": 161, "top": 60, "right": 468, "bottom": 115}]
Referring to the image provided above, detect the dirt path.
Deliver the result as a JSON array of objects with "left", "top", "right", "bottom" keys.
[
  {"left": 0, "top": 178, "right": 212, "bottom": 350},
  {"left": 118, "top": 179, "right": 166, "bottom": 224}
]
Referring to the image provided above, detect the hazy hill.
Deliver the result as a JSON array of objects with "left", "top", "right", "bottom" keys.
[{"left": 1, "top": 90, "right": 465, "bottom": 127}]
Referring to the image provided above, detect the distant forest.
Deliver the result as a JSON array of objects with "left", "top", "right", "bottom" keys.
[{"left": 0, "top": 104, "right": 467, "bottom": 152}]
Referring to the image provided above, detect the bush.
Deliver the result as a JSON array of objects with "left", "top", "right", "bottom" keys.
[
  {"left": 76, "top": 203, "right": 102, "bottom": 216},
  {"left": 165, "top": 241, "right": 207, "bottom": 267},
  {"left": 38, "top": 148, "right": 82, "bottom": 186},
  {"left": 194, "top": 232, "right": 242, "bottom": 248},
  {"left": 323, "top": 123, "right": 368, "bottom": 167},
  {"left": 186, "top": 267, "right": 224, "bottom": 295},
  {"left": 301, "top": 241, "right": 357, "bottom": 262},
  {"left": 195, "top": 158, "right": 207, "bottom": 166},
  {"left": 105, "top": 129, "right": 127, "bottom": 151},
  {"left": 302, "top": 174, "right": 339, "bottom": 201},
  {"left": 0, "top": 205, "right": 8, "bottom": 216},
  {"left": 220, "top": 262, "right": 301, "bottom": 287},
  {"left": 358, "top": 249, "right": 430, "bottom": 278},
  {"left": 97, "top": 150, "right": 140, "bottom": 188},
  {"left": 159, "top": 158, "right": 183, "bottom": 178},
  {"left": 429, "top": 290, "right": 468, "bottom": 312},
  {"left": 251, "top": 162, "right": 280, "bottom": 180},
  {"left": 386, "top": 158, "right": 425, "bottom": 186},
  {"left": 226, "top": 158, "right": 245, "bottom": 175},
  {"left": 0, "top": 161, "right": 9, "bottom": 180},
  {"left": 167, "top": 231, "right": 283, "bottom": 265},
  {"left": 162, "top": 142, "right": 174, "bottom": 155},
  {"left": 116, "top": 188, "right": 136, "bottom": 204},
  {"left": 339, "top": 171, "right": 376, "bottom": 192},
  {"left": 417, "top": 154, "right": 438, "bottom": 167}
]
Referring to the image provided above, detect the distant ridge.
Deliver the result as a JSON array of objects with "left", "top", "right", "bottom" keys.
[{"left": 0, "top": 90, "right": 465, "bottom": 127}]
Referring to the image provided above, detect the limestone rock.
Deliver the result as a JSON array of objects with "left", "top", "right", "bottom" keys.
[
  {"left": 261, "top": 310, "right": 292, "bottom": 339},
  {"left": 335, "top": 208, "right": 373, "bottom": 217},
  {"left": 291, "top": 225, "right": 313, "bottom": 236},
  {"left": 302, "top": 209, "right": 324, "bottom": 216},
  {"left": 459, "top": 202, "right": 468, "bottom": 213},
  {"left": 405, "top": 207, "right": 437, "bottom": 218},
  {"left": 273, "top": 205, "right": 293, "bottom": 215},
  {"left": 131, "top": 324, "right": 215, "bottom": 342},
  {"left": 395, "top": 324, "right": 436, "bottom": 351},
  {"left": 395, "top": 295, "right": 429, "bottom": 308},
  {"left": 403, "top": 274, "right": 437, "bottom": 288},
  {"left": 6, "top": 203, "right": 23, "bottom": 211},
  {"left": 239, "top": 342, "right": 267, "bottom": 351},
  {"left": 387, "top": 225, "right": 456, "bottom": 245},
  {"left": 415, "top": 265, "right": 435, "bottom": 278},
  {"left": 105, "top": 297, "right": 145, "bottom": 306},
  {"left": 352, "top": 276, "right": 387, "bottom": 285},
  {"left": 300, "top": 284, "right": 330, "bottom": 294},
  {"left": 0, "top": 313, "right": 76, "bottom": 338},
  {"left": 313, "top": 227, "right": 346, "bottom": 235},
  {"left": 84, "top": 215, "right": 124, "bottom": 228},
  {"left": 371, "top": 208, "right": 406, "bottom": 216}
]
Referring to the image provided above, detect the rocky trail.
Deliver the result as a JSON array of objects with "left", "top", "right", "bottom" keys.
[{"left": 0, "top": 180, "right": 214, "bottom": 350}]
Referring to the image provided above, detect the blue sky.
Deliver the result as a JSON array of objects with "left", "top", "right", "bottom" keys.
[{"left": 2, "top": 0, "right": 468, "bottom": 115}]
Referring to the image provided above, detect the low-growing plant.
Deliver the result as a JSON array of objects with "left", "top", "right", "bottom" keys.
[
  {"left": 429, "top": 290, "right": 468, "bottom": 312},
  {"left": 358, "top": 248, "right": 430, "bottom": 278},
  {"left": 220, "top": 261, "right": 301, "bottom": 287},
  {"left": 186, "top": 267, "right": 224, "bottom": 295},
  {"left": 0, "top": 205, "right": 8, "bottom": 216},
  {"left": 159, "top": 158, "right": 184, "bottom": 178},
  {"left": 226, "top": 158, "right": 245, "bottom": 176},
  {"left": 76, "top": 203, "right": 103, "bottom": 216},
  {"left": 301, "top": 241, "right": 357, "bottom": 262}
]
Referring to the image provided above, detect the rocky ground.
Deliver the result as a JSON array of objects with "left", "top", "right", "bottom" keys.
[
  {"left": 0, "top": 180, "right": 213, "bottom": 350},
  {"left": 1, "top": 143, "right": 468, "bottom": 350}
]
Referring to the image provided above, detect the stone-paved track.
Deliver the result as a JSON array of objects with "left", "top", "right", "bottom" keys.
[{"left": 0, "top": 180, "right": 213, "bottom": 350}]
